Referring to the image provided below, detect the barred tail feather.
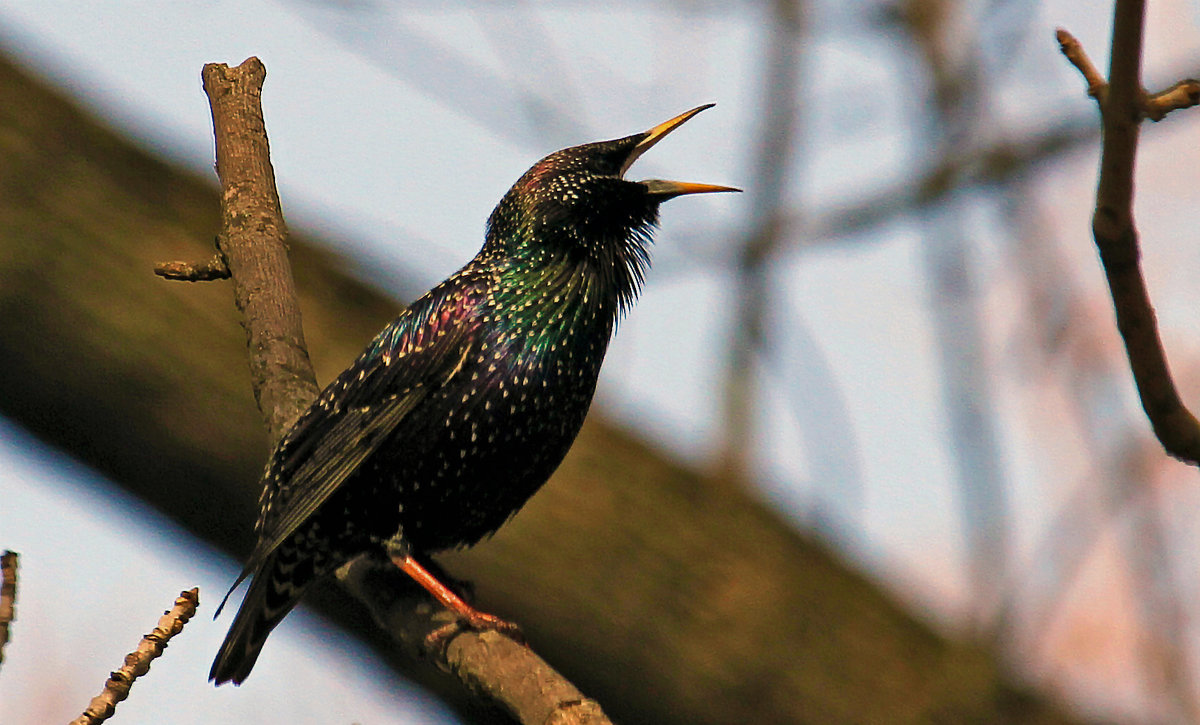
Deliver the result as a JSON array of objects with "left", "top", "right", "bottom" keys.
[{"left": 210, "top": 551, "right": 310, "bottom": 685}]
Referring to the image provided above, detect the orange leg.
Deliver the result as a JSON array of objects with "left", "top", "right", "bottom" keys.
[{"left": 390, "top": 552, "right": 524, "bottom": 645}]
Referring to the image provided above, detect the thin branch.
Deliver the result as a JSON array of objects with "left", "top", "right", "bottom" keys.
[
  {"left": 1144, "top": 79, "right": 1200, "bottom": 121},
  {"left": 1056, "top": 29, "right": 1108, "bottom": 102},
  {"left": 1097, "top": 1, "right": 1144, "bottom": 222},
  {"left": 1057, "top": 17, "right": 1200, "bottom": 464},
  {"left": 69, "top": 589, "right": 200, "bottom": 725},
  {"left": 200, "top": 57, "right": 612, "bottom": 724},
  {"left": 154, "top": 252, "right": 231, "bottom": 281},
  {"left": 1056, "top": 11, "right": 1200, "bottom": 720},
  {"left": 772, "top": 117, "right": 1099, "bottom": 254},
  {"left": 0, "top": 550, "right": 17, "bottom": 667},
  {"left": 1057, "top": 27, "right": 1199, "bottom": 122}
]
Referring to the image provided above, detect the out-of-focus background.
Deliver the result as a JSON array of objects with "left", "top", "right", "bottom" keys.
[{"left": 0, "top": 1, "right": 1198, "bottom": 723}]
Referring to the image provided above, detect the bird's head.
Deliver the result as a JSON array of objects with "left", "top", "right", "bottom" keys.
[{"left": 485, "top": 104, "right": 740, "bottom": 263}]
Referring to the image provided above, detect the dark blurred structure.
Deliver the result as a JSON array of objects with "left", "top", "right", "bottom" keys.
[{"left": 0, "top": 37, "right": 1079, "bottom": 725}]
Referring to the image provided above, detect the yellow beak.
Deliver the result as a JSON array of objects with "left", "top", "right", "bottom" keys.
[{"left": 620, "top": 104, "right": 742, "bottom": 198}]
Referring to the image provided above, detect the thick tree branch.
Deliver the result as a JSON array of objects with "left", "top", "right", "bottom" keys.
[
  {"left": 194, "top": 57, "right": 611, "bottom": 724},
  {"left": 1057, "top": 15, "right": 1200, "bottom": 464},
  {"left": 69, "top": 589, "right": 199, "bottom": 725},
  {"left": 0, "top": 550, "right": 16, "bottom": 668}
]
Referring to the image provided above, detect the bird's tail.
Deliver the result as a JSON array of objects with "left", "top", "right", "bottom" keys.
[{"left": 209, "top": 550, "right": 310, "bottom": 686}]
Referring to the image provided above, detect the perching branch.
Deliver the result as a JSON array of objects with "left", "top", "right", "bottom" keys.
[
  {"left": 1057, "top": 11, "right": 1200, "bottom": 465},
  {"left": 199, "top": 57, "right": 320, "bottom": 443},
  {"left": 0, "top": 550, "right": 17, "bottom": 668},
  {"left": 185, "top": 56, "right": 611, "bottom": 725},
  {"left": 340, "top": 556, "right": 609, "bottom": 725},
  {"left": 69, "top": 588, "right": 200, "bottom": 725}
]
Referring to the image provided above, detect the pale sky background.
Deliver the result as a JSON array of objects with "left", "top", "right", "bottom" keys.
[{"left": 1, "top": 1, "right": 1199, "bottom": 723}]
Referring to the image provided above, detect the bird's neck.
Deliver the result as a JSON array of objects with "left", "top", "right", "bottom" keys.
[{"left": 489, "top": 247, "right": 620, "bottom": 347}]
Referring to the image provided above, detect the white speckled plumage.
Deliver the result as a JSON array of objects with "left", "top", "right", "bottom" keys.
[{"left": 210, "top": 106, "right": 738, "bottom": 685}]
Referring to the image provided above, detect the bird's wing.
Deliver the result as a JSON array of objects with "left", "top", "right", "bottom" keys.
[{"left": 238, "top": 272, "right": 488, "bottom": 580}]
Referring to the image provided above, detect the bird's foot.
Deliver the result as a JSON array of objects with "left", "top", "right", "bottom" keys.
[
  {"left": 389, "top": 551, "right": 526, "bottom": 653},
  {"left": 424, "top": 608, "right": 525, "bottom": 653}
]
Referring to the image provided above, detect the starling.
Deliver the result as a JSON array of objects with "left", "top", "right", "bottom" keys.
[{"left": 210, "top": 105, "right": 739, "bottom": 685}]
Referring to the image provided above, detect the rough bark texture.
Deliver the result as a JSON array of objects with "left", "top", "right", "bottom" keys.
[{"left": 0, "top": 51, "right": 1076, "bottom": 724}]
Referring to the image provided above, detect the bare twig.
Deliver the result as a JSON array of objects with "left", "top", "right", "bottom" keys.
[
  {"left": 1058, "top": 28, "right": 1200, "bottom": 123},
  {"left": 69, "top": 589, "right": 200, "bottom": 725},
  {"left": 1057, "top": 11, "right": 1200, "bottom": 464},
  {"left": 1144, "top": 79, "right": 1200, "bottom": 121},
  {"left": 154, "top": 253, "right": 230, "bottom": 281},
  {"left": 0, "top": 550, "right": 17, "bottom": 667},
  {"left": 1056, "top": 29, "right": 1108, "bottom": 102},
  {"left": 200, "top": 57, "right": 612, "bottom": 725}
]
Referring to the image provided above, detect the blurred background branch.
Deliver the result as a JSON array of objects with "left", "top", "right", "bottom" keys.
[
  {"left": 715, "top": 0, "right": 804, "bottom": 483},
  {"left": 894, "top": 0, "right": 1012, "bottom": 635}
]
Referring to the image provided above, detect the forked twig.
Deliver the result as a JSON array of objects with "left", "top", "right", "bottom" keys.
[{"left": 1056, "top": 13, "right": 1200, "bottom": 464}]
